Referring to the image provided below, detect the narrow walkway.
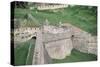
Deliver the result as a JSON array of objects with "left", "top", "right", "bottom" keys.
[{"left": 32, "top": 29, "right": 45, "bottom": 64}]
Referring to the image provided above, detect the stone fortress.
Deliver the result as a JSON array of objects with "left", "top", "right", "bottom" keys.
[{"left": 14, "top": 20, "right": 97, "bottom": 64}]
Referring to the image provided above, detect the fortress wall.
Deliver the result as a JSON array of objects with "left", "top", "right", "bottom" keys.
[
  {"left": 72, "top": 31, "right": 97, "bottom": 55},
  {"left": 14, "top": 27, "right": 38, "bottom": 34},
  {"left": 14, "top": 27, "right": 38, "bottom": 43},
  {"left": 64, "top": 23, "right": 97, "bottom": 55},
  {"left": 43, "top": 24, "right": 97, "bottom": 58},
  {"left": 87, "top": 36, "right": 97, "bottom": 55},
  {"left": 43, "top": 32, "right": 72, "bottom": 43},
  {"left": 14, "top": 24, "right": 97, "bottom": 63},
  {"left": 72, "top": 37, "right": 88, "bottom": 53},
  {"left": 44, "top": 38, "right": 73, "bottom": 59},
  {"left": 38, "top": 25, "right": 73, "bottom": 59},
  {"left": 88, "top": 43, "right": 97, "bottom": 55}
]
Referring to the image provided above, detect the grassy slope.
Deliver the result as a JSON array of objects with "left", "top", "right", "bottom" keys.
[
  {"left": 25, "top": 39, "right": 36, "bottom": 65},
  {"left": 31, "top": 7, "right": 97, "bottom": 35},
  {"left": 14, "top": 6, "right": 97, "bottom": 35},
  {"left": 52, "top": 49, "right": 97, "bottom": 63},
  {"left": 15, "top": 44, "right": 97, "bottom": 65},
  {"left": 14, "top": 39, "right": 35, "bottom": 66}
]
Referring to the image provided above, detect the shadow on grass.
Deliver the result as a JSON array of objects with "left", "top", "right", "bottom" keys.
[
  {"left": 52, "top": 49, "right": 97, "bottom": 64},
  {"left": 14, "top": 39, "right": 36, "bottom": 66}
]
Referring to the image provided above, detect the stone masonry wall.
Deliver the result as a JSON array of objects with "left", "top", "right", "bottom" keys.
[
  {"left": 44, "top": 39, "right": 73, "bottom": 59},
  {"left": 71, "top": 25, "right": 97, "bottom": 55},
  {"left": 42, "top": 26, "right": 73, "bottom": 59}
]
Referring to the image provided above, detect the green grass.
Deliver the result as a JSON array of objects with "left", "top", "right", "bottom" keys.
[
  {"left": 31, "top": 7, "right": 97, "bottom": 35},
  {"left": 14, "top": 6, "right": 97, "bottom": 35},
  {"left": 25, "top": 39, "right": 36, "bottom": 65},
  {"left": 15, "top": 44, "right": 97, "bottom": 65},
  {"left": 14, "top": 39, "right": 35, "bottom": 66},
  {"left": 52, "top": 49, "right": 97, "bottom": 63},
  {"left": 14, "top": 8, "right": 30, "bottom": 19}
]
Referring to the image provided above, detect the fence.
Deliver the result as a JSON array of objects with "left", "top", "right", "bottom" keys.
[{"left": 37, "top": 4, "right": 68, "bottom": 10}]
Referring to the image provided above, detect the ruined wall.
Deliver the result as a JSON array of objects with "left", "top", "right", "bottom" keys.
[
  {"left": 43, "top": 31, "right": 73, "bottom": 59},
  {"left": 72, "top": 36, "right": 88, "bottom": 53},
  {"left": 88, "top": 36, "right": 97, "bottom": 55},
  {"left": 45, "top": 39, "right": 73, "bottom": 59},
  {"left": 14, "top": 24, "right": 97, "bottom": 64},
  {"left": 42, "top": 24, "right": 97, "bottom": 60},
  {"left": 72, "top": 27, "right": 97, "bottom": 55},
  {"left": 14, "top": 27, "right": 39, "bottom": 43},
  {"left": 61, "top": 23, "right": 97, "bottom": 55},
  {"left": 73, "top": 35, "right": 97, "bottom": 55}
]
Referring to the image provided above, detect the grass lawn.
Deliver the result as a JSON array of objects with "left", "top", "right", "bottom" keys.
[
  {"left": 52, "top": 49, "right": 97, "bottom": 63},
  {"left": 14, "top": 39, "right": 35, "bottom": 66}
]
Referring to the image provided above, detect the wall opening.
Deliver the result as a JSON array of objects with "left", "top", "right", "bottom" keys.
[{"left": 31, "top": 36, "right": 36, "bottom": 39}]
